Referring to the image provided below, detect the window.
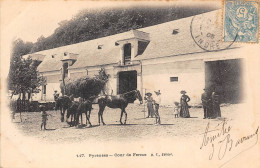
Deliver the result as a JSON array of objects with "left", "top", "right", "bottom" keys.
[
  {"left": 98, "top": 45, "right": 103, "bottom": 49},
  {"left": 170, "top": 77, "right": 178, "bottom": 82},
  {"left": 172, "top": 29, "right": 179, "bottom": 35},
  {"left": 123, "top": 43, "right": 131, "bottom": 65}
]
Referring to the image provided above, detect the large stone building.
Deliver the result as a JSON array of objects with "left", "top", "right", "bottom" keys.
[{"left": 24, "top": 10, "right": 244, "bottom": 105}]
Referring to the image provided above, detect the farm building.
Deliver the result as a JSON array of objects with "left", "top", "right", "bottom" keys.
[{"left": 23, "top": 10, "right": 244, "bottom": 105}]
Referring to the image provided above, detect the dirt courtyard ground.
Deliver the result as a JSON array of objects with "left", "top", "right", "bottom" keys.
[{"left": 12, "top": 103, "right": 244, "bottom": 143}]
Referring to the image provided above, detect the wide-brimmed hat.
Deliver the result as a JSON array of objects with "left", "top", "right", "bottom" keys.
[
  {"left": 154, "top": 90, "right": 161, "bottom": 95},
  {"left": 180, "top": 90, "right": 186, "bottom": 94},
  {"left": 145, "top": 92, "right": 152, "bottom": 96}
]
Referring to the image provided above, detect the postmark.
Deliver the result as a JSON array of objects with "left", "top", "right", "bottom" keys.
[
  {"left": 190, "top": 10, "right": 236, "bottom": 52},
  {"left": 224, "top": 0, "right": 259, "bottom": 43}
]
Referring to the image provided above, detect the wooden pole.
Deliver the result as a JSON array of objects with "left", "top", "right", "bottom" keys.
[{"left": 142, "top": 88, "right": 146, "bottom": 118}]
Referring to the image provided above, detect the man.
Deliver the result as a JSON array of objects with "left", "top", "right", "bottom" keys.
[
  {"left": 153, "top": 90, "right": 161, "bottom": 125},
  {"left": 53, "top": 90, "right": 59, "bottom": 101},
  {"left": 201, "top": 88, "right": 211, "bottom": 119},
  {"left": 53, "top": 90, "right": 59, "bottom": 110}
]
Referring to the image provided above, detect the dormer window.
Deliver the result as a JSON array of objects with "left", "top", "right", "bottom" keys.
[
  {"left": 123, "top": 43, "right": 131, "bottom": 65},
  {"left": 116, "top": 30, "right": 150, "bottom": 66},
  {"left": 98, "top": 45, "right": 103, "bottom": 49},
  {"left": 172, "top": 29, "right": 179, "bottom": 35}
]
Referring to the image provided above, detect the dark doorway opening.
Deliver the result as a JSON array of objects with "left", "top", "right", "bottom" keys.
[
  {"left": 118, "top": 71, "right": 137, "bottom": 95},
  {"left": 205, "top": 59, "right": 244, "bottom": 104}
]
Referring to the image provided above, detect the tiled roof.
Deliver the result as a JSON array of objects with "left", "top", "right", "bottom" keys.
[{"left": 26, "top": 9, "right": 236, "bottom": 73}]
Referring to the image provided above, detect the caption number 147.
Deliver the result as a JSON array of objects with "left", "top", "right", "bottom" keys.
[{"left": 76, "top": 154, "right": 85, "bottom": 157}]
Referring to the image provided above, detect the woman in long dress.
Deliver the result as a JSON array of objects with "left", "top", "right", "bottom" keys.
[
  {"left": 212, "top": 91, "right": 221, "bottom": 118},
  {"left": 145, "top": 93, "right": 154, "bottom": 118},
  {"left": 180, "top": 90, "right": 191, "bottom": 118}
]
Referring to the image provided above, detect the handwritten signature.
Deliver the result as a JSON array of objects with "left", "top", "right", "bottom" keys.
[{"left": 200, "top": 119, "right": 259, "bottom": 163}]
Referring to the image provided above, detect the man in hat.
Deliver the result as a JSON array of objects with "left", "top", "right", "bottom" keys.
[
  {"left": 153, "top": 90, "right": 161, "bottom": 125},
  {"left": 53, "top": 90, "right": 59, "bottom": 110},
  {"left": 201, "top": 88, "right": 211, "bottom": 119},
  {"left": 53, "top": 90, "right": 59, "bottom": 101}
]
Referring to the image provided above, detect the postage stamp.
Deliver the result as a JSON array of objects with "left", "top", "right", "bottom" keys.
[{"left": 223, "top": 0, "right": 259, "bottom": 43}]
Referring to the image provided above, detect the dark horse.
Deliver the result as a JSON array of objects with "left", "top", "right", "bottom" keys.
[
  {"left": 76, "top": 99, "right": 93, "bottom": 127},
  {"left": 66, "top": 101, "right": 80, "bottom": 126},
  {"left": 55, "top": 95, "right": 72, "bottom": 122},
  {"left": 97, "top": 90, "right": 143, "bottom": 125}
]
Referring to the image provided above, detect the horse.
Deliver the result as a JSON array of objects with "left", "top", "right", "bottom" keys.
[
  {"left": 55, "top": 95, "right": 73, "bottom": 122},
  {"left": 66, "top": 101, "right": 80, "bottom": 126},
  {"left": 97, "top": 90, "right": 143, "bottom": 125},
  {"left": 75, "top": 98, "right": 94, "bottom": 127}
]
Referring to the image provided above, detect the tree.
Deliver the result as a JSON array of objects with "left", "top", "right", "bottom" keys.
[{"left": 8, "top": 39, "right": 45, "bottom": 100}]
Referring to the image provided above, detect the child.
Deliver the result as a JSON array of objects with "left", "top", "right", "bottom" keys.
[
  {"left": 144, "top": 92, "right": 154, "bottom": 118},
  {"left": 173, "top": 102, "right": 180, "bottom": 118},
  {"left": 40, "top": 105, "right": 51, "bottom": 130}
]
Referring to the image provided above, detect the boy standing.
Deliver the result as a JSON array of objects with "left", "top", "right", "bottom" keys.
[
  {"left": 40, "top": 105, "right": 51, "bottom": 130},
  {"left": 153, "top": 90, "right": 161, "bottom": 125}
]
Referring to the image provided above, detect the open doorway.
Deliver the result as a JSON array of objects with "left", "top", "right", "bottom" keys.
[
  {"left": 205, "top": 59, "right": 244, "bottom": 104},
  {"left": 118, "top": 71, "right": 137, "bottom": 95}
]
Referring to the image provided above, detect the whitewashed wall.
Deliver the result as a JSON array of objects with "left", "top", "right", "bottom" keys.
[{"left": 141, "top": 58, "right": 205, "bottom": 105}]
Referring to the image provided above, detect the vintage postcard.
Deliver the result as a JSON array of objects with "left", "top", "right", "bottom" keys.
[{"left": 1, "top": 0, "right": 260, "bottom": 167}]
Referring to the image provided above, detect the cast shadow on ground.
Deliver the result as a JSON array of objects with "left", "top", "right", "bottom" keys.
[
  {"left": 44, "top": 128, "right": 56, "bottom": 131},
  {"left": 107, "top": 123, "right": 174, "bottom": 126},
  {"left": 12, "top": 121, "right": 22, "bottom": 123}
]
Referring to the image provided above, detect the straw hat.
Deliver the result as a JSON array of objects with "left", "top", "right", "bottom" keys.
[
  {"left": 145, "top": 92, "right": 152, "bottom": 96},
  {"left": 174, "top": 101, "right": 179, "bottom": 106},
  {"left": 180, "top": 90, "right": 186, "bottom": 94},
  {"left": 154, "top": 90, "right": 161, "bottom": 95}
]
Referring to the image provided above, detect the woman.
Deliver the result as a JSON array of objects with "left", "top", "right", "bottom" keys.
[
  {"left": 212, "top": 91, "right": 221, "bottom": 118},
  {"left": 180, "top": 90, "right": 191, "bottom": 118},
  {"left": 145, "top": 92, "right": 154, "bottom": 118}
]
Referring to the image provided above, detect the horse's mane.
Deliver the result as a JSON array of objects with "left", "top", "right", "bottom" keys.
[
  {"left": 120, "top": 90, "right": 136, "bottom": 96},
  {"left": 121, "top": 90, "right": 138, "bottom": 102}
]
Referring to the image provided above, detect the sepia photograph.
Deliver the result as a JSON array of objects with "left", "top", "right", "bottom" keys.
[{"left": 1, "top": 0, "right": 260, "bottom": 167}]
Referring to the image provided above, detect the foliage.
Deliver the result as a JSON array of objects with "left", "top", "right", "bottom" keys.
[
  {"left": 8, "top": 39, "right": 45, "bottom": 100},
  {"left": 29, "top": 6, "right": 217, "bottom": 53},
  {"left": 60, "top": 68, "right": 109, "bottom": 99}
]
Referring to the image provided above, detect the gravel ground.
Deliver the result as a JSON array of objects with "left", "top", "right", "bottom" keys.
[{"left": 12, "top": 103, "right": 243, "bottom": 143}]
